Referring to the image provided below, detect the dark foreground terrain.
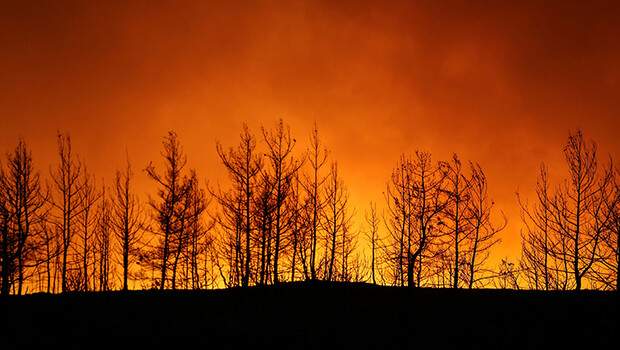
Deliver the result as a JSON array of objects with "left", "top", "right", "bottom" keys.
[{"left": 1, "top": 281, "right": 617, "bottom": 349}]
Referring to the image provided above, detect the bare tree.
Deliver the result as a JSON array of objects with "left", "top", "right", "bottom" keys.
[
  {"left": 364, "top": 202, "right": 380, "bottom": 284},
  {"left": 95, "top": 185, "right": 112, "bottom": 291},
  {"left": 339, "top": 224, "right": 358, "bottom": 282},
  {"left": 75, "top": 169, "right": 99, "bottom": 291},
  {"left": 384, "top": 152, "right": 447, "bottom": 288},
  {"left": 603, "top": 168, "right": 620, "bottom": 290},
  {"left": 49, "top": 133, "right": 85, "bottom": 293},
  {"left": 145, "top": 131, "right": 190, "bottom": 290},
  {"left": 601, "top": 168, "right": 620, "bottom": 290},
  {"left": 183, "top": 175, "right": 212, "bottom": 289},
  {"left": 519, "top": 164, "right": 559, "bottom": 290},
  {"left": 253, "top": 172, "right": 274, "bottom": 285},
  {"left": 464, "top": 162, "right": 504, "bottom": 288},
  {"left": 301, "top": 123, "right": 329, "bottom": 280},
  {"left": 39, "top": 214, "right": 58, "bottom": 293},
  {"left": 261, "top": 119, "right": 302, "bottom": 284},
  {"left": 384, "top": 155, "right": 411, "bottom": 286},
  {"left": 409, "top": 152, "right": 447, "bottom": 288},
  {"left": 520, "top": 130, "right": 616, "bottom": 291},
  {"left": 548, "top": 130, "right": 614, "bottom": 290},
  {"left": 288, "top": 173, "right": 305, "bottom": 282},
  {"left": 440, "top": 154, "right": 471, "bottom": 289},
  {"left": 215, "top": 124, "right": 262, "bottom": 287},
  {"left": 212, "top": 183, "right": 245, "bottom": 288},
  {"left": 320, "top": 162, "right": 352, "bottom": 281},
  {"left": 169, "top": 170, "right": 205, "bottom": 290},
  {"left": 0, "top": 140, "right": 49, "bottom": 294},
  {"left": 113, "top": 156, "right": 145, "bottom": 291},
  {"left": 590, "top": 166, "right": 619, "bottom": 290},
  {"left": 0, "top": 173, "right": 11, "bottom": 295},
  {"left": 169, "top": 193, "right": 191, "bottom": 290}
]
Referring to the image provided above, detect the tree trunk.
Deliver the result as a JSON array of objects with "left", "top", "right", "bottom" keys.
[
  {"left": 453, "top": 203, "right": 459, "bottom": 289},
  {"left": 1, "top": 219, "right": 9, "bottom": 295},
  {"left": 616, "top": 227, "right": 619, "bottom": 292},
  {"left": 407, "top": 254, "right": 415, "bottom": 288},
  {"left": 468, "top": 224, "right": 480, "bottom": 289},
  {"left": 123, "top": 234, "right": 129, "bottom": 290},
  {"left": 371, "top": 237, "right": 376, "bottom": 284},
  {"left": 160, "top": 229, "right": 170, "bottom": 290},
  {"left": 291, "top": 231, "right": 297, "bottom": 282},
  {"left": 243, "top": 177, "right": 251, "bottom": 287}
]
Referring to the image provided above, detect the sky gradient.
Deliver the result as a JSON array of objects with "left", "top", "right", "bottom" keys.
[{"left": 1, "top": 0, "right": 619, "bottom": 264}]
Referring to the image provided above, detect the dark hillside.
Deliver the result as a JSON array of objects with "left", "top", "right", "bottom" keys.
[{"left": 1, "top": 282, "right": 617, "bottom": 349}]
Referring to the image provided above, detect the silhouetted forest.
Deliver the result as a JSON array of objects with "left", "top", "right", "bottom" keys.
[{"left": 1, "top": 121, "right": 618, "bottom": 294}]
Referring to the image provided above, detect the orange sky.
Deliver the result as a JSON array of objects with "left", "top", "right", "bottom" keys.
[{"left": 1, "top": 1, "right": 619, "bottom": 266}]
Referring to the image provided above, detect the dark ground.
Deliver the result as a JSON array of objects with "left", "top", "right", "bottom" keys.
[{"left": 1, "top": 281, "right": 617, "bottom": 349}]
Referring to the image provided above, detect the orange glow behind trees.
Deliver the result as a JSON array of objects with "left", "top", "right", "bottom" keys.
[{"left": 1, "top": 1, "right": 619, "bottom": 292}]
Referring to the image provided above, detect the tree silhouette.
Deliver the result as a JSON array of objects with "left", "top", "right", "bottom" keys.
[
  {"left": 254, "top": 171, "right": 276, "bottom": 285},
  {"left": 464, "top": 162, "right": 504, "bottom": 288},
  {"left": 384, "top": 152, "right": 448, "bottom": 287},
  {"left": 95, "top": 185, "right": 112, "bottom": 291},
  {"left": 384, "top": 155, "right": 411, "bottom": 286},
  {"left": 440, "top": 154, "right": 472, "bottom": 289},
  {"left": 75, "top": 168, "right": 100, "bottom": 291},
  {"left": 321, "top": 162, "right": 352, "bottom": 281},
  {"left": 301, "top": 123, "right": 329, "bottom": 281},
  {"left": 519, "top": 130, "right": 616, "bottom": 290},
  {"left": 594, "top": 168, "right": 620, "bottom": 290},
  {"left": 0, "top": 174, "right": 11, "bottom": 295},
  {"left": 174, "top": 172, "right": 212, "bottom": 289},
  {"left": 288, "top": 173, "right": 305, "bottom": 282},
  {"left": 215, "top": 124, "right": 262, "bottom": 287},
  {"left": 0, "top": 140, "right": 48, "bottom": 295},
  {"left": 519, "top": 165, "right": 558, "bottom": 289},
  {"left": 551, "top": 131, "right": 616, "bottom": 290},
  {"left": 212, "top": 182, "right": 244, "bottom": 287},
  {"left": 112, "top": 156, "right": 145, "bottom": 291},
  {"left": 261, "top": 119, "right": 302, "bottom": 284},
  {"left": 364, "top": 202, "right": 380, "bottom": 284},
  {"left": 145, "top": 131, "right": 191, "bottom": 290},
  {"left": 2, "top": 123, "right": 619, "bottom": 294},
  {"left": 39, "top": 211, "right": 58, "bottom": 293},
  {"left": 49, "top": 133, "right": 86, "bottom": 293}
]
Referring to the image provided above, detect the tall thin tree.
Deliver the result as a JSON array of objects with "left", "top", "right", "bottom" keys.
[
  {"left": 441, "top": 154, "right": 471, "bottom": 289},
  {"left": 365, "top": 202, "right": 380, "bottom": 284},
  {"left": 302, "top": 123, "right": 328, "bottom": 280},
  {"left": 76, "top": 169, "right": 99, "bottom": 291},
  {"left": 113, "top": 156, "right": 145, "bottom": 291},
  {"left": 465, "top": 162, "right": 504, "bottom": 288},
  {"left": 50, "top": 133, "right": 85, "bottom": 293},
  {"left": 262, "top": 119, "right": 301, "bottom": 284},
  {"left": 321, "top": 162, "right": 351, "bottom": 281},
  {"left": 216, "top": 124, "right": 262, "bottom": 287},
  {"left": 549, "top": 130, "right": 614, "bottom": 290},
  {"left": 145, "top": 131, "right": 189, "bottom": 290}
]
